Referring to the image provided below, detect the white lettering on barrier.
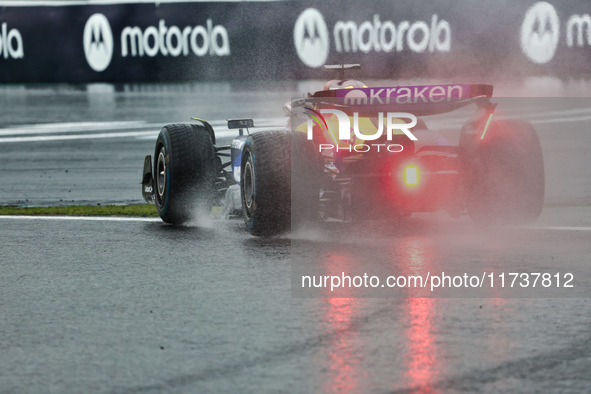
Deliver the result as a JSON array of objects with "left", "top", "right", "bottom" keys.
[
  {"left": 567, "top": 14, "right": 591, "bottom": 47},
  {"left": 0, "top": 23, "right": 24, "bottom": 60},
  {"left": 121, "top": 19, "right": 230, "bottom": 58},
  {"left": 293, "top": 9, "right": 450, "bottom": 68},
  {"left": 333, "top": 14, "right": 450, "bottom": 54}
]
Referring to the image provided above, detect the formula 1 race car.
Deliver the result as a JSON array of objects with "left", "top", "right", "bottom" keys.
[{"left": 141, "top": 65, "right": 544, "bottom": 236}]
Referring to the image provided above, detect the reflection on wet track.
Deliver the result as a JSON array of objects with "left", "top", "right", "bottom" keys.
[
  {"left": 322, "top": 297, "right": 360, "bottom": 393},
  {"left": 405, "top": 298, "right": 439, "bottom": 391}
]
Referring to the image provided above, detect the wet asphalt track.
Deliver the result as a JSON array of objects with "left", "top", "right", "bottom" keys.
[{"left": 1, "top": 81, "right": 591, "bottom": 393}]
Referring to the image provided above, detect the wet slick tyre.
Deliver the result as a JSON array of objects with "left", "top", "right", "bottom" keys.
[
  {"left": 154, "top": 124, "right": 216, "bottom": 225},
  {"left": 467, "top": 120, "right": 544, "bottom": 224},
  {"left": 241, "top": 131, "right": 292, "bottom": 236}
]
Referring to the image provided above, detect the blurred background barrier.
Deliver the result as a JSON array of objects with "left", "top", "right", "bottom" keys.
[{"left": 1, "top": 0, "right": 591, "bottom": 82}]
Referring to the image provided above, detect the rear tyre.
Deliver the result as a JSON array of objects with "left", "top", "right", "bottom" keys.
[
  {"left": 466, "top": 120, "right": 544, "bottom": 224},
  {"left": 241, "top": 131, "right": 292, "bottom": 236},
  {"left": 154, "top": 124, "right": 216, "bottom": 224}
]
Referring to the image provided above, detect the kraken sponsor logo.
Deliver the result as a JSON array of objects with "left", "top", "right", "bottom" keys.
[{"left": 342, "top": 85, "right": 465, "bottom": 105}]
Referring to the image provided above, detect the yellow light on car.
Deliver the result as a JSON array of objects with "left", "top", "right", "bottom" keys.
[
  {"left": 404, "top": 166, "right": 419, "bottom": 186},
  {"left": 480, "top": 113, "right": 494, "bottom": 140}
]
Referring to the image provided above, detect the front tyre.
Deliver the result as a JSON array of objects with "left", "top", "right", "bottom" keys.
[{"left": 154, "top": 124, "right": 216, "bottom": 224}]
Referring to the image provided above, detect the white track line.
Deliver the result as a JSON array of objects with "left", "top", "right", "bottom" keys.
[
  {"left": 530, "top": 115, "right": 591, "bottom": 125},
  {"left": 433, "top": 107, "right": 591, "bottom": 127},
  {"left": 0, "top": 118, "right": 287, "bottom": 143},
  {"left": 0, "top": 215, "right": 160, "bottom": 222},
  {"left": 0, "top": 215, "right": 590, "bottom": 230},
  {"left": 538, "top": 226, "right": 591, "bottom": 231},
  {"left": 0, "top": 128, "right": 282, "bottom": 143},
  {"left": 0, "top": 130, "right": 159, "bottom": 143},
  {"left": 0, "top": 0, "right": 275, "bottom": 6},
  {"left": 0, "top": 121, "right": 153, "bottom": 136}
]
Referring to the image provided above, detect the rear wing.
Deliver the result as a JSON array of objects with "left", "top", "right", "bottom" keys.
[{"left": 306, "top": 84, "right": 494, "bottom": 116}]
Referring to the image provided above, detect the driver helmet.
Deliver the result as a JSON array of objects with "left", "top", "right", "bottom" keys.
[{"left": 323, "top": 79, "right": 368, "bottom": 90}]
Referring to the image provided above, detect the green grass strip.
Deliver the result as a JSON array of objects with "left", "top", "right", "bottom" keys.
[{"left": 0, "top": 204, "right": 159, "bottom": 217}]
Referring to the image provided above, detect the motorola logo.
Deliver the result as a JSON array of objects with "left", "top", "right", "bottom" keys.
[
  {"left": 83, "top": 13, "right": 114, "bottom": 72},
  {"left": 293, "top": 8, "right": 330, "bottom": 68},
  {"left": 520, "top": 2, "right": 560, "bottom": 64},
  {"left": 293, "top": 8, "right": 451, "bottom": 69},
  {"left": 521, "top": 2, "right": 591, "bottom": 64}
]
